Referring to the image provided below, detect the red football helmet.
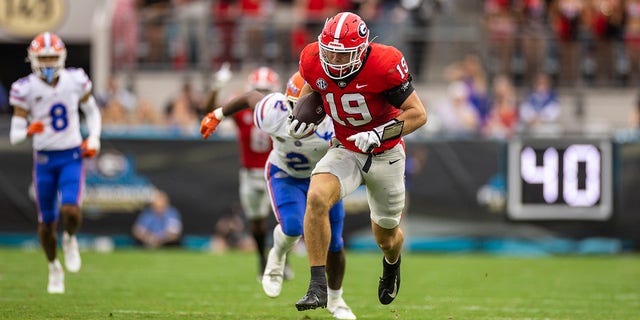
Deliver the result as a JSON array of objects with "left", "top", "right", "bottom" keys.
[
  {"left": 285, "top": 71, "right": 305, "bottom": 105},
  {"left": 318, "top": 12, "right": 369, "bottom": 79},
  {"left": 247, "top": 67, "right": 281, "bottom": 93},
  {"left": 28, "top": 32, "right": 67, "bottom": 83}
]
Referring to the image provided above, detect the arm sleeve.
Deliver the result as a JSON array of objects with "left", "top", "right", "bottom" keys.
[
  {"left": 79, "top": 95, "right": 102, "bottom": 138},
  {"left": 9, "top": 116, "right": 28, "bottom": 145}
]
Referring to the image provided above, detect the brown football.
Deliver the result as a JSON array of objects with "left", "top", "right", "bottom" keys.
[{"left": 292, "top": 91, "right": 326, "bottom": 126}]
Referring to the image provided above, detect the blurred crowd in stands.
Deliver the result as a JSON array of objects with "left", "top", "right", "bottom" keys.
[
  {"left": 483, "top": 0, "right": 640, "bottom": 87},
  {"left": 429, "top": 54, "right": 561, "bottom": 138},
  {"left": 97, "top": 0, "right": 640, "bottom": 138},
  {"left": 95, "top": 73, "right": 209, "bottom": 134},
  {"left": 4, "top": 0, "right": 640, "bottom": 137},
  {"left": 112, "top": 0, "right": 640, "bottom": 86}
]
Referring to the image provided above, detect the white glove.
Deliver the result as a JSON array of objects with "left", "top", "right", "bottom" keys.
[
  {"left": 212, "top": 62, "right": 232, "bottom": 89},
  {"left": 287, "top": 115, "right": 316, "bottom": 138},
  {"left": 81, "top": 135, "right": 101, "bottom": 158},
  {"left": 346, "top": 130, "right": 381, "bottom": 153}
]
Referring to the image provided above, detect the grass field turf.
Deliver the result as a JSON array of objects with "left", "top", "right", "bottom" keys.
[{"left": 0, "top": 247, "right": 639, "bottom": 319}]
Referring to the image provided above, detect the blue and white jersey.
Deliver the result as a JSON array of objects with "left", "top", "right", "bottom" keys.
[
  {"left": 10, "top": 68, "right": 92, "bottom": 151},
  {"left": 254, "top": 92, "right": 334, "bottom": 179}
]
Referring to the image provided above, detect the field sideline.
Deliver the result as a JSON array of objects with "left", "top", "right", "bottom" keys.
[{"left": 0, "top": 247, "right": 638, "bottom": 319}]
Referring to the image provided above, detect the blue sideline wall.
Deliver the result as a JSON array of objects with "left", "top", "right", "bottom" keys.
[{"left": 0, "top": 137, "right": 639, "bottom": 250}]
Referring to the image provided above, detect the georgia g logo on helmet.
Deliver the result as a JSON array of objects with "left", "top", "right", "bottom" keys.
[
  {"left": 358, "top": 22, "right": 368, "bottom": 38},
  {"left": 318, "top": 12, "right": 370, "bottom": 80}
]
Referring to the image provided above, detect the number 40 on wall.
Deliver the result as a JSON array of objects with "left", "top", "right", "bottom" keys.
[
  {"left": 520, "top": 144, "right": 601, "bottom": 206},
  {"left": 507, "top": 138, "right": 613, "bottom": 221}
]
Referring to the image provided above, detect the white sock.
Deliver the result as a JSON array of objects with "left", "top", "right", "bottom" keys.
[
  {"left": 49, "top": 259, "right": 61, "bottom": 269},
  {"left": 328, "top": 287, "right": 343, "bottom": 299},
  {"left": 273, "top": 224, "right": 300, "bottom": 257}
]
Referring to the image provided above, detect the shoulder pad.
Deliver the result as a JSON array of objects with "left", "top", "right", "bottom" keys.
[
  {"left": 9, "top": 76, "right": 31, "bottom": 109},
  {"left": 66, "top": 68, "right": 93, "bottom": 95},
  {"left": 254, "top": 92, "right": 289, "bottom": 134},
  {"left": 378, "top": 46, "right": 409, "bottom": 87}
]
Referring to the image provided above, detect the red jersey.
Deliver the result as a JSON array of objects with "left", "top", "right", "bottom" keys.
[
  {"left": 233, "top": 109, "right": 272, "bottom": 169},
  {"left": 299, "top": 42, "right": 408, "bottom": 154}
]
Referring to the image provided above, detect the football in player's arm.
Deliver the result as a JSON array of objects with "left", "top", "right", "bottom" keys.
[
  {"left": 288, "top": 11, "right": 427, "bottom": 313},
  {"left": 200, "top": 71, "right": 357, "bottom": 320}
]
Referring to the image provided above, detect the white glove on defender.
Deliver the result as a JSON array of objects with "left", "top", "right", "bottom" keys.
[
  {"left": 86, "top": 135, "right": 101, "bottom": 152},
  {"left": 81, "top": 135, "right": 101, "bottom": 158},
  {"left": 347, "top": 130, "right": 381, "bottom": 153},
  {"left": 287, "top": 116, "right": 316, "bottom": 139}
]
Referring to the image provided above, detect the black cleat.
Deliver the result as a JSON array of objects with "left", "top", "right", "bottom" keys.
[
  {"left": 295, "top": 282, "right": 327, "bottom": 311},
  {"left": 378, "top": 255, "right": 401, "bottom": 305}
]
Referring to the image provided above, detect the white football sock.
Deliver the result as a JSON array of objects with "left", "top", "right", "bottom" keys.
[
  {"left": 49, "top": 259, "right": 62, "bottom": 269},
  {"left": 273, "top": 224, "right": 299, "bottom": 257},
  {"left": 328, "top": 287, "right": 343, "bottom": 299}
]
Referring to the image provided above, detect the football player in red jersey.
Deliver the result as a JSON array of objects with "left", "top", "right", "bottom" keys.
[
  {"left": 288, "top": 12, "right": 428, "bottom": 311},
  {"left": 201, "top": 71, "right": 356, "bottom": 319},
  {"left": 202, "top": 66, "right": 279, "bottom": 279}
]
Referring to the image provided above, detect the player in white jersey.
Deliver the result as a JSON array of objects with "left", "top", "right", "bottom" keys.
[
  {"left": 8, "top": 32, "right": 102, "bottom": 294},
  {"left": 200, "top": 72, "right": 356, "bottom": 320}
]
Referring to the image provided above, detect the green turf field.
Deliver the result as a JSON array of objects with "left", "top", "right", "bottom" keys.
[{"left": 0, "top": 247, "right": 638, "bottom": 319}]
